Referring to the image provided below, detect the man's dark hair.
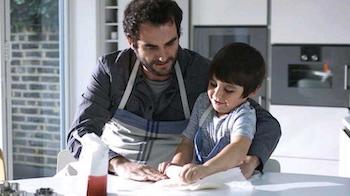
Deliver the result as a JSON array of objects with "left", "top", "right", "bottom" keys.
[
  {"left": 123, "top": 0, "right": 183, "bottom": 43},
  {"left": 209, "top": 42, "right": 266, "bottom": 98}
]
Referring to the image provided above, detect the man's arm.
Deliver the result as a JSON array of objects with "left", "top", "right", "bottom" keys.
[
  {"left": 239, "top": 155, "right": 260, "bottom": 178},
  {"left": 243, "top": 99, "right": 281, "bottom": 175},
  {"left": 67, "top": 55, "right": 115, "bottom": 158}
]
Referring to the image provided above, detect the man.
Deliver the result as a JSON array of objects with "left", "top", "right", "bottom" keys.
[{"left": 67, "top": 0, "right": 281, "bottom": 182}]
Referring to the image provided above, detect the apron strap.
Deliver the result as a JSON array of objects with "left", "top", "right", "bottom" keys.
[
  {"left": 118, "top": 59, "right": 140, "bottom": 109},
  {"left": 199, "top": 105, "right": 213, "bottom": 127},
  {"left": 175, "top": 62, "right": 190, "bottom": 119},
  {"left": 118, "top": 59, "right": 190, "bottom": 120}
]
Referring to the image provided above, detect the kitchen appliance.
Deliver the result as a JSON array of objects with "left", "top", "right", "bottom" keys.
[
  {"left": 193, "top": 26, "right": 268, "bottom": 108},
  {"left": 271, "top": 45, "right": 350, "bottom": 107}
]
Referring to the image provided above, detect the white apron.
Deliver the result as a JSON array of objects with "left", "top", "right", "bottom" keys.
[{"left": 101, "top": 58, "right": 190, "bottom": 167}]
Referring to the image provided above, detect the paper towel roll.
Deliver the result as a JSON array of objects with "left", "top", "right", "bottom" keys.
[{"left": 74, "top": 133, "right": 109, "bottom": 196}]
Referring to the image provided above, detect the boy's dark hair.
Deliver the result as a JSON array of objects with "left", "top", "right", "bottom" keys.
[
  {"left": 209, "top": 42, "right": 266, "bottom": 98},
  {"left": 123, "top": 0, "right": 183, "bottom": 43}
]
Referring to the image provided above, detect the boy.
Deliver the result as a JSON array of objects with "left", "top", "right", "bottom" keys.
[{"left": 159, "top": 43, "right": 265, "bottom": 183}]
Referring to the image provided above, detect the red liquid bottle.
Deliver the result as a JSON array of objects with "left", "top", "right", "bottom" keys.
[{"left": 87, "top": 175, "right": 107, "bottom": 196}]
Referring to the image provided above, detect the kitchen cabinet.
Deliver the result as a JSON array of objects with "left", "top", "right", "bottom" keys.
[
  {"left": 97, "top": 0, "right": 119, "bottom": 55},
  {"left": 270, "top": 105, "right": 348, "bottom": 176},
  {"left": 99, "top": 0, "right": 120, "bottom": 54},
  {"left": 270, "top": 0, "right": 350, "bottom": 176},
  {"left": 191, "top": 0, "right": 267, "bottom": 26},
  {"left": 271, "top": 0, "right": 350, "bottom": 44}
]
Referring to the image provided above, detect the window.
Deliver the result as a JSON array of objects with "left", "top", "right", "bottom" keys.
[{"left": 2, "top": 0, "right": 67, "bottom": 179}]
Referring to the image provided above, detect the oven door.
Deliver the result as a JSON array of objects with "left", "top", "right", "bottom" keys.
[
  {"left": 271, "top": 45, "right": 350, "bottom": 107},
  {"left": 193, "top": 26, "right": 268, "bottom": 108}
]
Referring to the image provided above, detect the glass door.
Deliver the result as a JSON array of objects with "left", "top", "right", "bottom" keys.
[{"left": 3, "top": 0, "right": 66, "bottom": 179}]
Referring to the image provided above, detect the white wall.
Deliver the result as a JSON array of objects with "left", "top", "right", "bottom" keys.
[{"left": 68, "top": 0, "right": 99, "bottom": 125}]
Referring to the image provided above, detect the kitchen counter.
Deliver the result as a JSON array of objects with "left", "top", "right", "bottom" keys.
[{"left": 10, "top": 172, "right": 350, "bottom": 196}]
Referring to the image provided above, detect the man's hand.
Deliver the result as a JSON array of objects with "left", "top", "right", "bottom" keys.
[
  {"left": 158, "top": 161, "right": 171, "bottom": 174},
  {"left": 109, "top": 156, "right": 167, "bottom": 181},
  {"left": 239, "top": 155, "right": 260, "bottom": 179}
]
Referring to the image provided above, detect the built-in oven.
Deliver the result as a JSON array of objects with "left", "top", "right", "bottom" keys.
[
  {"left": 193, "top": 26, "right": 268, "bottom": 108},
  {"left": 271, "top": 45, "right": 350, "bottom": 107}
]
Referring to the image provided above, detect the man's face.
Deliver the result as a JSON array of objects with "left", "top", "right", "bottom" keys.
[{"left": 130, "top": 21, "right": 179, "bottom": 81}]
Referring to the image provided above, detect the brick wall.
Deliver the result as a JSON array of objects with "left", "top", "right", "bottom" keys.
[{"left": 10, "top": 29, "right": 60, "bottom": 172}]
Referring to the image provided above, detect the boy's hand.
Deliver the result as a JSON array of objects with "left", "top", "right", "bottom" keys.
[
  {"left": 158, "top": 161, "right": 171, "bottom": 174},
  {"left": 179, "top": 163, "right": 211, "bottom": 184}
]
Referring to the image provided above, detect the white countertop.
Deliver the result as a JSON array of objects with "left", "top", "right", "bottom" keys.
[{"left": 11, "top": 172, "right": 350, "bottom": 196}]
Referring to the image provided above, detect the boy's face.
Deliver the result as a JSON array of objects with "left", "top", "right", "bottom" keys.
[{"left": 207, "top": 76, "right": 248, "bottom": 117}]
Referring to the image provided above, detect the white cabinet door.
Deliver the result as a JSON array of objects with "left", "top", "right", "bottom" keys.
[
  {"left": 271, "top": 0, "right": 350, "bottom": 44},
  {"left": 270, "top": 105, "right": 348, "bottom": 176},
  {"left": 192, "top": 0, "right": 267, "bottom": 26},
  {"left": 272, "top": 156, "right": 339, "bottom": 176},
  {"left": 270, "top": 105, "right": 348, "bottom": 160}
]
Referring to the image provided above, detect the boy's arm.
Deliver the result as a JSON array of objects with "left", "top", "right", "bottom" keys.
[
  {"left": 171, "top": 136, "right": 194, "bottom": 165},
  {"left": 168, "top": 93, "right": 206, "bottom": 166},
  {"left": 179, "top": 135, "right": 251, "bottom": 183},
  {"left": 158, "top": 136, "right": 193, "bottom": 174},
  {"left": 202, "top": 135, "right": 252, "bottom": 177}
]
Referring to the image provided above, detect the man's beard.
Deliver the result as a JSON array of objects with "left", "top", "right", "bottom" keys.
[{"left": 141, "top": 57, "right": 176, "bottom": 77}]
